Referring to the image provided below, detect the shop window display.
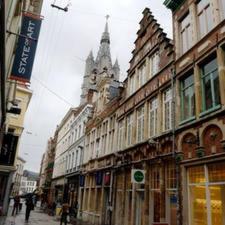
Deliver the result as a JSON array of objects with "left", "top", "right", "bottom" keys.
[{"left": 188, "top": 162, "right": 225, "bottom": 225}]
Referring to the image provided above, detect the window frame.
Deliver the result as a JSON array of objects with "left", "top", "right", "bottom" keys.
[
  {"left": 180, "top": 73, "right": 195, "bottom": 122},
  {"left": 126, "top": 113, "right": 133, "bottom": 146},
  {"left": 187, "top": 163, "right": 225, "bottom": 225},
  {"left": 200, "top": 57, "right": 220, "bottom": 113},
  {"left": 196, "top": 0, "right": 213, "bottom": 38},
  {"left": 136, "top": 105, "right": 145, "bottom": 142},
  {"left": 163, "top": 88, "right": 172, "bottom": 131},
  {"left": 180, "top": 12, "right": 192, "bottom": 54},
  {"left": 149, "top": 97, "right": 158, "bottom": 137},
  {"left": 150, "top": 51, "right": 160, "bottom": 78}
]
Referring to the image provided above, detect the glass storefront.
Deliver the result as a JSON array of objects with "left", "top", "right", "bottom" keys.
[{"left": 188, "top": 162, "right": 225, "bottom": 225}]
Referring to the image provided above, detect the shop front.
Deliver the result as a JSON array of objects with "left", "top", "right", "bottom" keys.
[
  {"left": 67, "top": 173, "right": 79, "bottom": 206},
  {"left": 186, "top": 161, "right": 225, "bottom": 225},
  {"left": 0, "top": 172, "right": 10, "bottom": 215}
]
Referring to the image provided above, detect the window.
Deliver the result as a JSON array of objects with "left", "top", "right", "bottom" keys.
[
  {"left": 197, "top": 0, "right": 213, "bottom": 38},
  {"left": 137, "top": 105, "right": 145, "bottom": 142},
  {"left": 130, "top": 74, "right": 135, "bottom": 95},
  {"left": 71, "top": 152, "right": 74, "bottom": 170},
  {"left": 163, "top": 88, "right": 172, "bottom": 131},
  {"left": 138, "top": 63, "right": 146, "bottom": 88},
  {"left": 180, "top": 13, "right": 192, "bottom": 54},
  {"left": 149, "top": 97, "right": 158, "bottom": 137},
  {"left": 188, "top": 162, "right": 225, "bottom": 225},
  {"left": 118, "top": 120, "right": 125, "bottom": 150},
  {"left": 150, "top": 51, "right": 159, "bottom": 77},
  {"left": 201, "top": 57, "right": 220, "bottom": 112},
  {"left": 150, "top": 167, "right": 161, "bottom": 223},
  {"left": 180, "top": 74, "right": 195, "bottom": 121},
  {"left": 127, "top": 113, "right": 133, "bottom": 146}
]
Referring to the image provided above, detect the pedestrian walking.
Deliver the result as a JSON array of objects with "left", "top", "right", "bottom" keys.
[
  {"left": 73, "top": 200, "right": 79, "bottom": 218},
  {"left": 12, "top": 195, "right": 20, "bottom": 216},
  {"left": 59, "top": 202, "right": 70, "bottom": 225},
  {"left": 25, "top": 194, "right": 34, "bottom": 222}
]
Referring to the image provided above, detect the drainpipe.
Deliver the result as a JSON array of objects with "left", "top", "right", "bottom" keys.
[{"left": 171, "top": 68, "right": 181, "bottom": 225}]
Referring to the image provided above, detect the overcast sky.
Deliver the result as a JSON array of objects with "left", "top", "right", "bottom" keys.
[{"left": 19, "top": 0, "right": 172, "bottom": 172}]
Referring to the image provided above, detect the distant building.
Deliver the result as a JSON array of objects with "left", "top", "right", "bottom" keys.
[
  {"left": 51, "top": 108, "right": 79, "bottom": 203},
  {"left": 39, "top": 131, "right": 58, "bottom": 204},
  {"left": 11, "top": 156, "right": 26, "bottom": 196},
  {"left": 20, "top": 170, "right": 39, "bottom": 194}
]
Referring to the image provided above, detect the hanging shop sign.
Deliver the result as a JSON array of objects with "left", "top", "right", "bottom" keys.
[
  {"left": 10, "top": 13, "right": 42, "bottom": 83},
  {"left": 95, "top": 171, "right": 103, "bottom": 186},
  {"left": 104, "top": 172, "right": 111, "bottom": 186},
  {"left": 131, "top": 169, "right": 145, "bottom": 184},
  {"left": 79, "top": 175, "right": 85, "bottom": 187},
  {"left": 0, "top": 133, "right": 18, "bottom": 166}
]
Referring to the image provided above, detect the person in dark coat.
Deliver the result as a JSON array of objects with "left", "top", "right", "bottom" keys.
[
  {"left": 25, "top": 194, "right": 34, "bottom": 222},
  {"left": 59, "top": 202, "right": 69, "bottom": 225},
  {"left": 12, "top": 195, "right": 20, "bottom": 216}
]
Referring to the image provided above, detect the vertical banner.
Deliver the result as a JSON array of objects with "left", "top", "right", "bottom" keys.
[
  {"left": 79, "top": 175, "right": 85, "bottom": 187},
  {"left": 95, "top": 171, "right": 103, "bottom": 186},
  {"left": 10, "top": 13, "right": 42, "bottom": 83}
]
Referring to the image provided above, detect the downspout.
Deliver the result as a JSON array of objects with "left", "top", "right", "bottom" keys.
[{"left": 171, "top": 68, "right": 181, "bottom": 225}]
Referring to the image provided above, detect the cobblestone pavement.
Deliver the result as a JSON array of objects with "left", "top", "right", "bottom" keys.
[
  {"left": 1, "top": 205, "right": 59, "bottom": 225},
  {"left": 0, "top": 205, "right": 89, "bottom": 225}
]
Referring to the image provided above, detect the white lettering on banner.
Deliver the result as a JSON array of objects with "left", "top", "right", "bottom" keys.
[{"left": 18, "top": 20, "right": 36, "bottom": 75}]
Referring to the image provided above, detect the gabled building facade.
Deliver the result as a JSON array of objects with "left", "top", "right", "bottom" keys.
[{"left": 112, "top": 8, "right": 176, "bottom": 225}]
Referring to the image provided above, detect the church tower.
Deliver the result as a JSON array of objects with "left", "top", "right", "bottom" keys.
[
  {"left": 80, "top": 51, "right": 95, "bottom": 105},
  {"left": 80, "top": 17, "right": 120, "bottom": 105}
]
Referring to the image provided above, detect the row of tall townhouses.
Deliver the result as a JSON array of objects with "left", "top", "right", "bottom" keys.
[
  {"left": 0, "top": 0, "right": 43, "bottom": 215},
  {"left": 51, "top": 105, "right": 93, "bottom": 204}
]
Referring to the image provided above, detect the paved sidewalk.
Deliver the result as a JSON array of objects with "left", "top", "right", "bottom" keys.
[
  {"left": 1, "top": 205, "right": 59, "bottom": 225},
  {"left": 0, "top": 205, "right": 91, "bottom": 225}
]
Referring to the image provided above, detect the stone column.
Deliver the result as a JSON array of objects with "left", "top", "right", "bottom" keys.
[
  {"left": 217, "top": 47, "right": 225, "bottom": 106},
  {"left": 194, "top": 65, "right": 202, "bottom": 118}
]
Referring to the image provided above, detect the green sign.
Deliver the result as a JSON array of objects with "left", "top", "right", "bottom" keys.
[
  {"left": 134, "top": 171, "right": 144, "bottom": 182},
  {"left": 132, "top": 169, "right": 145, "bottom": 184}
]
